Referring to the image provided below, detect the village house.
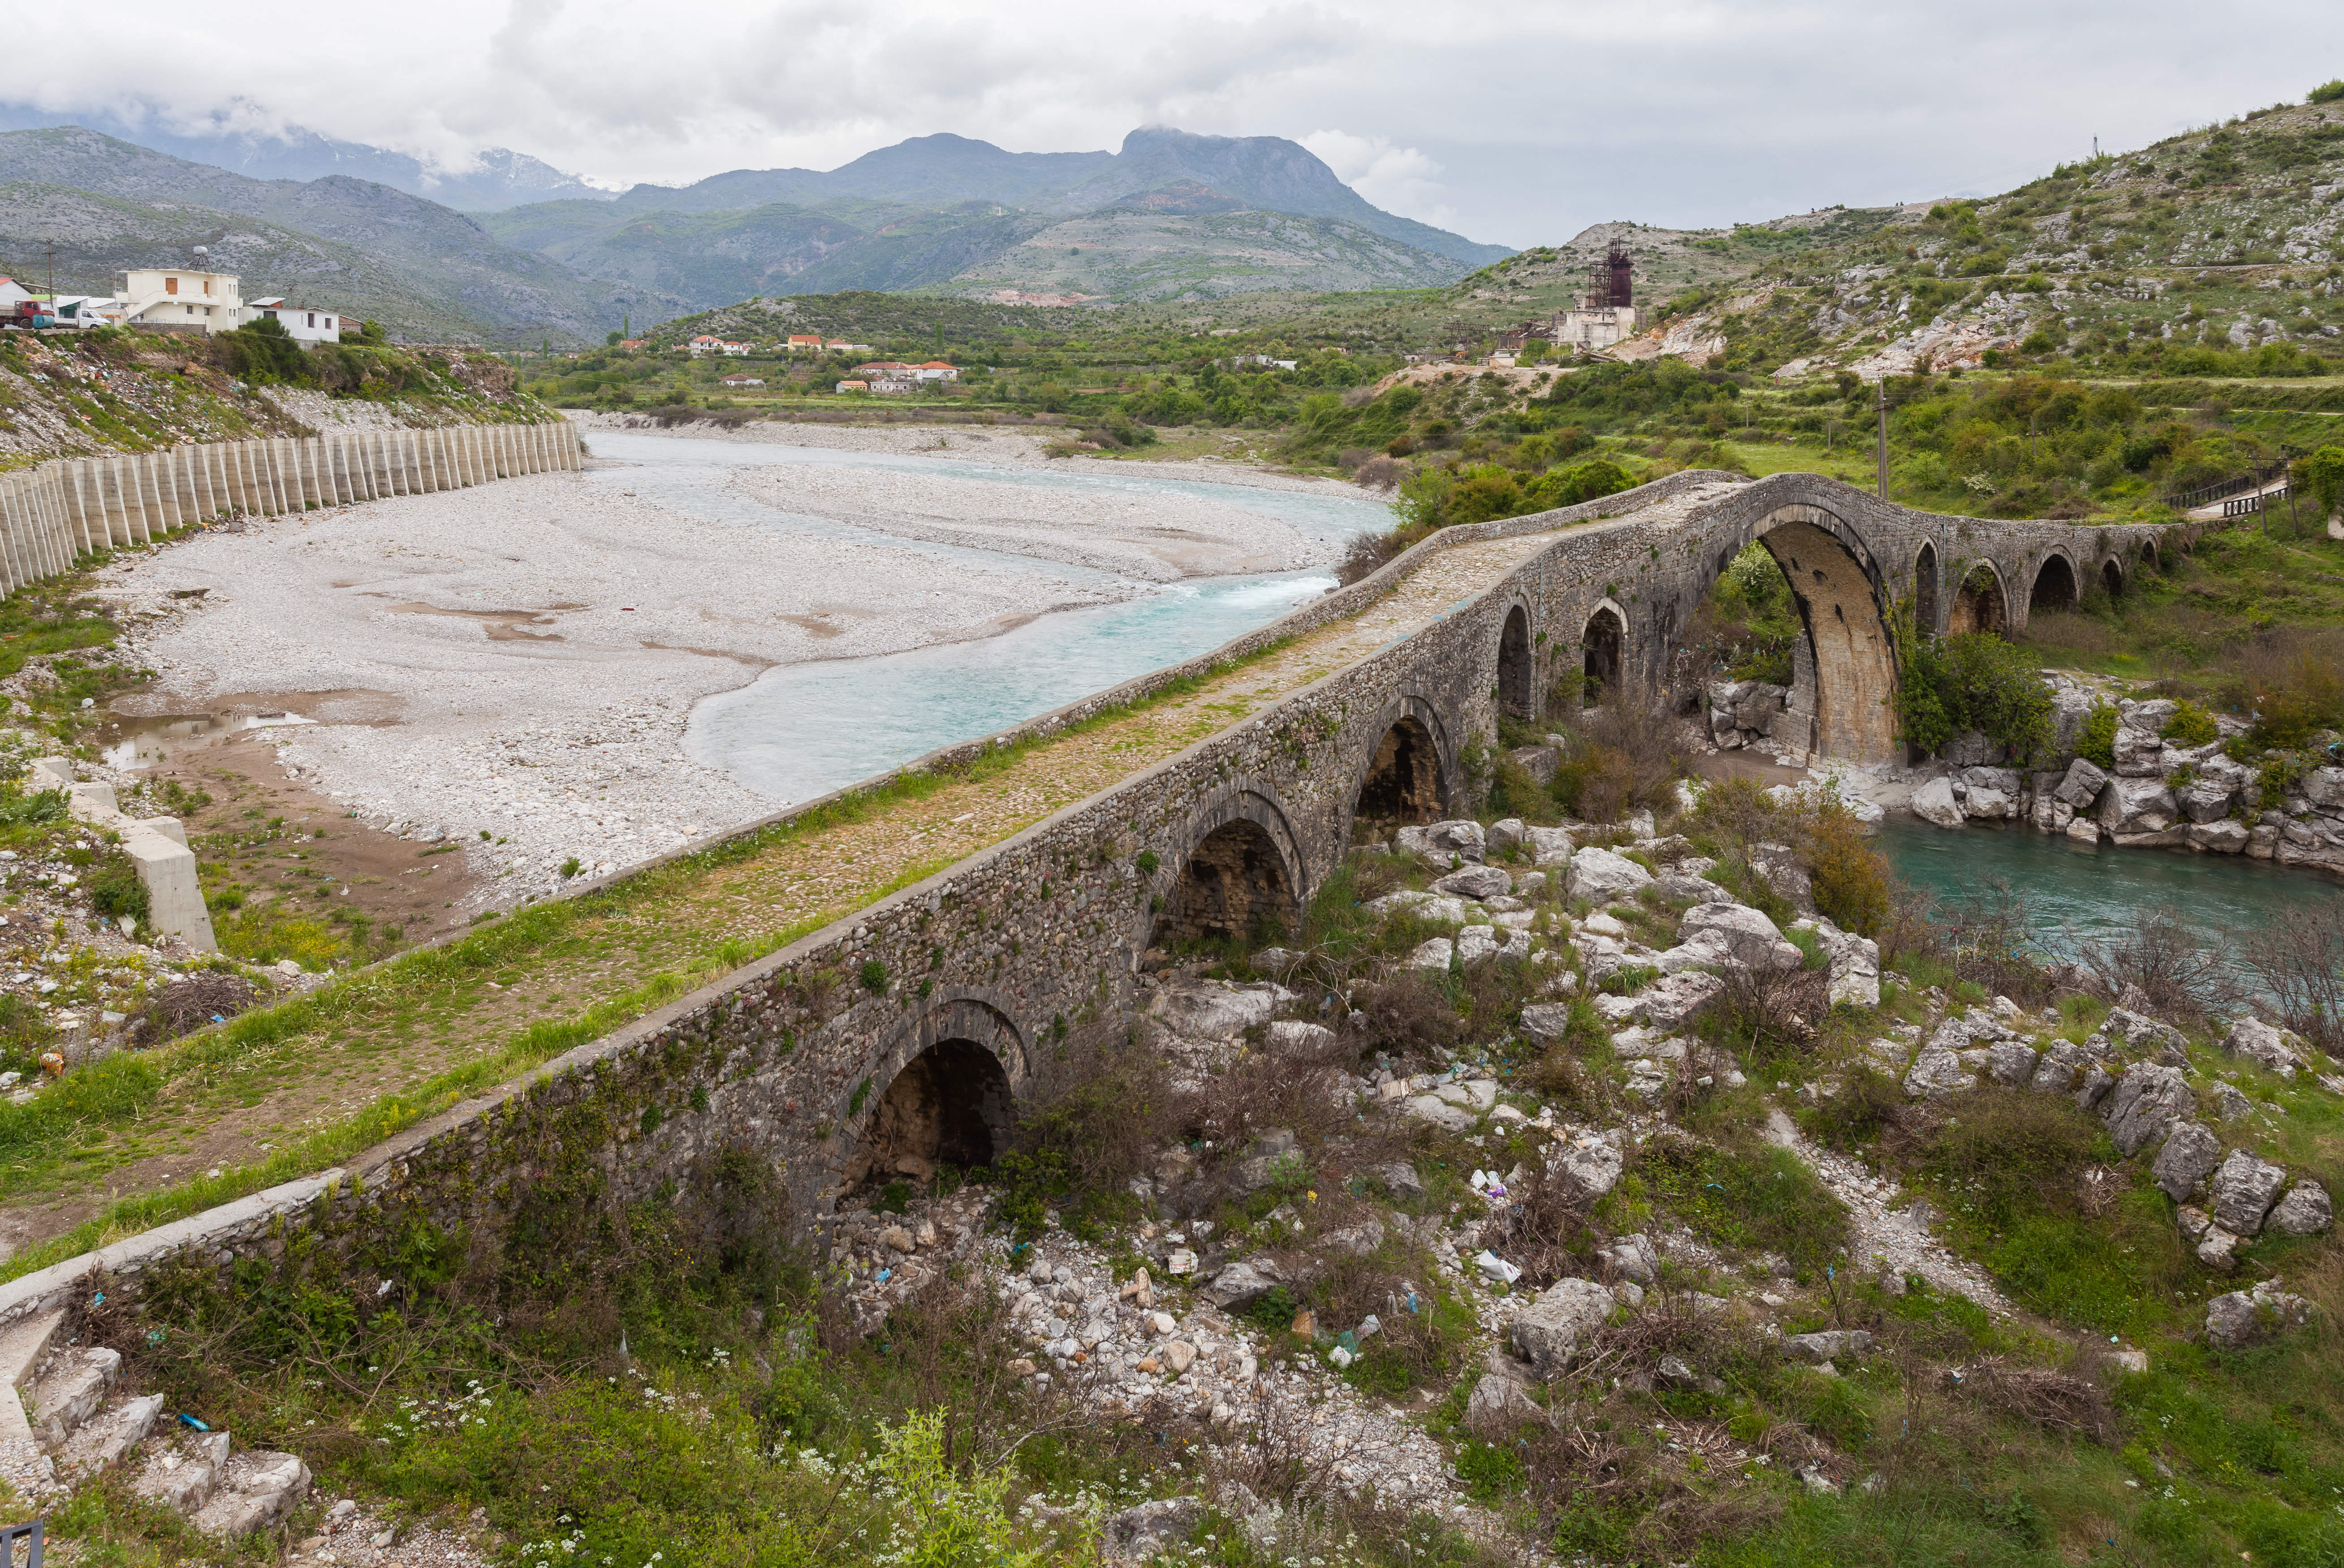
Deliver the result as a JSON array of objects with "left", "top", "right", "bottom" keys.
[
  {"left": 786, "top": 334, "right": 823, "bottom": 352},
  {"left": 113, "top": 267, "right": 243, "bottom": 334},
  {"left": 719, "top": 373, "right": 765, "bottom": 388},
  {"left": 852, "top": 360, "right": 916, "bottom": 379},
  {"left": 835, "top": 379, "right": 870, "bottom": 394},
  {"left": 826, "top": 339, "right": 872, "bottom": 353},
  {"left": 912, "top": 361, "right": 959, "bottom": 382},
  {"left": 242, "top": 297, "right": 342, "bottom": 344}
]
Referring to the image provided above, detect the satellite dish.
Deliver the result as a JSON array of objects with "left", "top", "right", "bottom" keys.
[{"left": 192, "top": 246, "right": 208, "bottom": 258}]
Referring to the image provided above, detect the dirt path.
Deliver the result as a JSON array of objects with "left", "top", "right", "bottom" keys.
[{"left": 0, "top": 529, "right": 1562, "bottom": 1258}]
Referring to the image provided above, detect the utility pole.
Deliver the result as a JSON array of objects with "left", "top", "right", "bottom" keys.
[
  {"left": 1876, "top": 380, "right": 1889, "bottom": 499},
  {"left": 44, "top": 241, "right": 55, "bottom": 317}
]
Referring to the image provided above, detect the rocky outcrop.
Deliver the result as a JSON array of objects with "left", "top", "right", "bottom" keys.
[
  {"left": 2205, "top": 1279, "right": 2314, "bottom": 1348},
  {"left": 1508, "top": 1277, "right": 1616, "bottom": 1378},
  {"left": 1566, "top": 848, "right": 1653, "bottom": 904},
  {"left": 1396, "top": 820, "right": 1486, "bottom": 866}
]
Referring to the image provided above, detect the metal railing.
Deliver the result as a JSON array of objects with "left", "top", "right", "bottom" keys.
[
  {"left": 2223, "top": 484, "right": 2288, "bottom": 518},
  {"left": 2168, "top": 450, "right": 2300, "bottom": 512},
  {"left": 0, "top": 1519, "right": 42, "bottom": 1567}
]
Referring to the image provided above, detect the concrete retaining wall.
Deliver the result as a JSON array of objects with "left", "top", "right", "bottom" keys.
[{"left": 0, "top": 421, "right": 583, "bottom": 593}]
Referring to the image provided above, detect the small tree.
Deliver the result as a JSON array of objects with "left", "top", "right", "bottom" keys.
[{"left": 2295, "top": 444, "right": 2344, "bottom": 523}]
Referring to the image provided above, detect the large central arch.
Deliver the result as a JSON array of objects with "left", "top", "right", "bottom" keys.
[{"left": 1698, "top": 505, "right": 1899, "bottom": 765}]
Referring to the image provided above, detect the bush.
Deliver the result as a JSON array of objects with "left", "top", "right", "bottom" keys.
[
  {"left": 1896, "top": 633, "right": 2057, "bottom": 763},
  {"left": 1550, "top": 701, "right": 1687, "bottom": 822},
  {"left": 2312, "top": 79, "right": 2344, "bottom": 105},
  {"left": 1806, "top": 804, "right": 1891, "bottom": 938},
  {"left": 2076, "top": 702, "right": 2119, "bottom": 769},
  {"left": 2159, "top": 698, "right": 2219, "bottom": 748}
]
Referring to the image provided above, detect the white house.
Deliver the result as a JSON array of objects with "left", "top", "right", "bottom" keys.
[
  {"left": 243, "top": 298, "right": 343, "bottom": 344},
  {"left": 913, "top": 361, "right": 959, "bottom": 382},
  {"left": 114, "top": 268, "right": 242, "bottom": 334},
  {"left": 719, "top": 373, "right": 765, "bottom": 388}
]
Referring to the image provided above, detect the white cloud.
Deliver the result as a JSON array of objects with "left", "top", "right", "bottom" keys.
[
  {"left": 4, "top": 0, "right": 2336, "bottom": 248},
  {"left": 1300, "top": 130, "right": 1454, "bottom": 226}
]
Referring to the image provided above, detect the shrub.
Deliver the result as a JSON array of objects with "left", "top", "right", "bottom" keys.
[
  {"left": 2160, "top": 698, "right": 2219, "bottom": 748},
  {"left": 2312, "top": 79, "right": 2344, "bottom": 105},
  {"left": 1550, "top": 701, "right": 1686, "bottom": 822},
  {"left": 1896, "top": 633, "right": 2057, "bottom": 763},
  {"left": 2076, "top": 702, "right": 2119, "bottom": 769},
  {"left": 1806, "top": 804, "right": 1890, "bottom": 938}
]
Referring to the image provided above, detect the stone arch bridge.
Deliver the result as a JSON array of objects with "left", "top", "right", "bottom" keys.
[{"left": 0, "top": 471, "right": 2205, "bottom": 1322}]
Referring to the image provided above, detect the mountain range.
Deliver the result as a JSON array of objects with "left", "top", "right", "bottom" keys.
[{"left": 0, "top": 117, "right": 1510, "bottom": 340}]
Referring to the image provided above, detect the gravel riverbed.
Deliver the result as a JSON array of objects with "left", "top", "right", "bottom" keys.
[{"left": 95, "top": 424, "right": 1381, "bottom": 911}]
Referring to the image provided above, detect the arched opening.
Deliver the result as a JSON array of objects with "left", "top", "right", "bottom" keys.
[
  {"left": 1947, "top": 564, "right": 2007, "bottom": 636},
  {"left": 1751, "top": 517, "right": 1898, "bottom": 763},
  {"left": 1914, "top": 542, "right": 1940, "bottom": 634},
  {"left": 1159, "top": 819, "right": 1297, "bottom": 949},
  {"left": 2102, "top": 559, "right": 2124, "bottom": 598},
  {"left": 1581, "top": 607, "right": 1623, "bottom": 706},
  {"left": 1357, "top": 715, "right": 1444, "bottom": 825},
  {"left": 846, "top": 1038, "right": 1014, "bottom": 1191},
  {"left": 1497, "top": 606, "right": 1533, "bottom": 719},
  {"left": 2030, "top": 554, "right": 2077, "bottom": 615}
]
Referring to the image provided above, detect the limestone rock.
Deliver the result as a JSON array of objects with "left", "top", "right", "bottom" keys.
[
  {"left": 1548, "top": 1136, "right": 1625, "bottom": 1203},
  {"left": 1265, "top": 1020, "right": 1337, "bottom": 1055},
  {"left": 1401, "top": 1094, "right": 1476, "bottom": 1132},
  {"left": 1433, "top": 865, "right": 1512, "bottom": 900},
  {"left": 1517, "top": 1002, "right": 1582, "bottom": 1044},
  {"left": 1910, "top": 777, "right": 1965, "bottom": 828},
  {"left": 2301, "top": 766, "right": 2344, "bottom": 809},
  {"left": 1903, "top": 1043, "right": 1972, "bottom": 1098},
  {"left": 1464, "top": 1369, "right": 1541, "bottom": 1431},
  {"left": 1785, "top": 1330, "right": 1874, "bottom": 1363},
  {"left": 1599, "top": 1232, "right": 1659, "bottom": 1285},
  {"left": 1798, "top": 919, "right": 1882, "bottom": 1009},
  {"left": 1149, "top": 979, "right": 1296, "bottom": 1040},
  {"left": 2178, "top": 780, "right": 2235, "bottom": 824},
  {"left": 2188, "top": 819, "right": 2250, "bottom": 853},
  {"left": 1488, "top": 818, "right": 1527, "bottom": 853},
  {"left": 1202, "top": 1257, "right": 1286, "bottom": 1310},
  {"left": 2054, "top": 757, "right": 2109, "bottom": 810},
  {"left": 1566, "top": 847, "right": 1653, "bottom": 904},
  {"left": 2029, "top": 1038, "right": 2090, "bottom": 1094},
  {"left": 2150, "top": 1121, "right": 2223, "bottom": 1202},
  {"left": 2205, "top": 1279, "right": 2314, "bottom": 1348},
  {"left": 2097, "top": 776, "right": 2178, "bottom": 834},
  {"left": 2102, "top": 1064, "right": 2194, "bottom": 1157},
  {"left": 1405, "top": 937, "right": 1454, "bottom": 971},
  {"left": 2221, "top": 1017, "right": 2307, "bottom": 1079},
  {"left": 1605, "top": 970, "right": 1723, "bottom": 1031},
  {"left": 1105, "top": 1499, "right": 1207, "bottom": 1562},
  {"left": 1396, "top": 819, "right": 1486, "bottom": 865},
  {"left": 1524, "top": 826, "right": 1575, "bottom": 866},
  {"left": 1677, "top": 903, "right": 1803, "bottom": 973},
  {"left": 1508, "top": 1277, "right": 1616, "bottom": 1378},
  {"left": 1455, "top": 925, "right": 1502, "bottom": 965},
  {"left": 2111, "top": 725, "right": 2165, "bottom": 777},
  {"left": 1985, "top": 1040, "right": 2040, "bottom": 1086},
  {"left": 2100, "top": 1007, "right": 2190, "bottom": 1066},
  {"left": 2208, "top": 1150, "right": 2288, "bottom": 1237},
  {"left": 1367, "top": 890, "right": 1471, "bottom": 924},
  {"left": 193, "top": 1450, "right": 311, "bottom": 1538},
  {"left": 2267, "top": 1181, "right": 2334, "bottom": 1236}
]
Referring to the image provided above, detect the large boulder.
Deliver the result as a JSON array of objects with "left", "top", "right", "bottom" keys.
[
  {"left": 2305, "top": 767, "right": 2344, "bottom": 810},
  {"left": 2150, "top": 1121, "right": 2223, "bottom": 1202},
  {"left": 2097, "top": 777, "right": 2179, "bottom": 835},
  {"left": 1797, "top": 919, "right": 1881, "bottom": 1009},
  {"left": 2102, "top": 1063, "right": 2195, "bottom": 1157},
  {"left": 2189, "top": 820, "right": 2251, "bottom": 854},
  {"left": 1567, "top": 848, "right": 1654, "bottom": 904},
  {"left": 1784, "top": 1329, "right": 1874, "bottom": 1364},
  {"left": 1517, "top": 1002, "right": 1583, "bottom": 1044},
  {"left": 2178, "top": 780, "right": 2236, "bottom": 824},
  {"left": 2111, "top": 725, "right": 2165, "bottom": 777},
  {"left": 2205, "top": 1279, "right": 2314, "bottom": 1348},
  {"left": 1149, "top": 980, "right": 1295, "bottom": 1040},
  {"left": 1202, "top": 1256, "right": 1287, "bottom": 1310},
  {"left": 2221, "top": 1017, "right": 2308, "bottom": 1079},
  {"left": 1508, "top": 1277, "right": 1616, "bottom": 1378},
  {"left": 1910, "top": 777, "right": 1965, "bottom": 828},
  {"left": 1524, "top": 826, "right": 1575, "bottom": 866},
  {"left": 2267, "top": 1181, "right": 2335, "bottom": 1236},
  {"left": 2054, "top": 757, "right": 2110, "bottom": 810},
  {"left": 1985, "top": 1040, "right": 2041, "bottom": 1086},
  {"left": 1609, "top": 970, "right": 1724, "bottom": 1032},
  {"left": 2208, "top": 1150, "right": 2288, "bottom": 1237},
  {"left": 1676, "top": 903, "right": 1804, "bottom": 973},
  {"left": 1904, "top": 1042, "right": 1973, "bottom": 1098},
  {"left": 1548, "top": 1135, "right": 1626, "bottom": 1203},
  {"left": 2099, "top": 1007, "right": 2190, "bottom": 1066},
  {"left": 1396, "top": 819, "right": 1487, "bottom": 865},
  {"left": 1433, "top": 865, "right": 1513, "bottom": 901}
]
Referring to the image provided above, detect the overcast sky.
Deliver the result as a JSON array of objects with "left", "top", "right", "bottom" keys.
[{"left": 12, "top": 0, "right": 2341, "bottom": 246}]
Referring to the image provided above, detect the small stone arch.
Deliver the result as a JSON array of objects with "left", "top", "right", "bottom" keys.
[
  {"left": 1947, "top": 562, "right": 2008, "bottom": 636},
  {"left": 1496, "top": 603, "right": 1534, "bottom": 720},
  {"left": 2029, "top": 552, "right": 2079, "bottom": 615},
  {"left": 1580, "top": 601, "right": 1626, "bottom": 705},
  {"left": 1354, "top": 703, "right": 1451, "bottom": 828},
  {"left": 844, "top": 995, "right": 1024, "bottom": 1193},
  {"left": 2102, "top": 558, "right": 2124, "bottom": 597},
  {"left": 1914, "top": 540, "right": 1941, "bottom": 634},
  {"left": 1156, "top": 786, "right": 1305, "bottom": 949}
]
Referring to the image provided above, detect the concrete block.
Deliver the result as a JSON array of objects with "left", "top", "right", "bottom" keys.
[{"left": 123, "top": 830, "right": 216, "bottom": 952}]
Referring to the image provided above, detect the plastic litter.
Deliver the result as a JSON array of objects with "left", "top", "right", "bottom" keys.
[
  {"left": 1475, "top": 1250, "right": 1523, "bottom": 1285},
  {"left": 178, "top": 1414, "right": 210, "bottom": 1431},
  {"left": 1357, "top": 1314, "right": 1382, "bottom": 1340}
]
